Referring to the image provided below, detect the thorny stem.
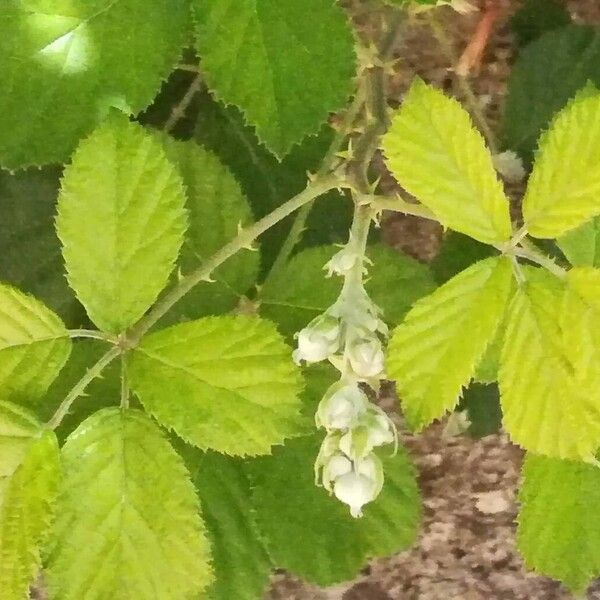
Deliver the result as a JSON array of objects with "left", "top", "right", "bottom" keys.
[
  {"left": 128, "top": 174, "right": 340, "bottom": 344},
  {"left": 369, "top": 194, "right": 438, "bottom": 220},
  {"left": 426, "top": 12, "right": 499, "bottom": 154},
  {"left": 120, "top": 355, "right": 130, "bottom": 410},
  {"left": 68, "top": 329, "right": 118, "bottom": 344},
  {"left": 47, "top": 346, "right": 121, "bottom": 430},
  {"left": 164, "top": 73, "right": 203, "bottom": 133},
  {"left": 515, "top": 239, "right": 568, "bottom": 279}
]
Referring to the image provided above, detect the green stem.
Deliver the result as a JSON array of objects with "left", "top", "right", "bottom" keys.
[
  {"left": 370, "top": 194, "right": 438, "bottom": 221},
  {"left": 342, "top": 202, "right": 374, "bottom": 289},
  {"left": 128, "top": 174, "right": 339, "bottom": 343},
  {"left": 47, "top": 346, "right": 121, "bottom": 430},
  {"left": 120, "top": 355, "right": 130, "bottom": 410},
  {"left": 68, "top": 329, "right": 118, "bottom": 343},
  {"left": 515, "top": 242, "right": 567, "bottom": 279},
  {"left": 164, "top": 73, "right": 202, "bottom": 133}
]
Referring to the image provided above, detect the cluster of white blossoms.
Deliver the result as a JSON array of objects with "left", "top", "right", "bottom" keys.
[{"left": 293, "top": 242, "right": 397, "bottom": 517}]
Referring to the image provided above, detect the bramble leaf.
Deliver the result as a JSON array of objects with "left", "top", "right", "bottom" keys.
[
  {"left": 260, "top": 244, "right": 436, "bottom": 337},
  {"left": 191, "top": 0, "right": 355, "bottom": 158},
  {"left": 0, "top": 0, "right": 190, "bottom": 169},
  {"left": 518, "top": 453, "right": 600, "bottom": 593},
  {"left": 558, "top": 216, "right": 600, "bottom": 267},
  {"left": 387, "top": 257, "right": 513, "bottom": 430},
  {"left": 0, "top": 402, "right": 60, "bottom": 600},
  {"left": 503, "top": 25, "right": 600, "bottom": 160},
  {"left": 0, "top": 284, "right": 71, "bottom": 406},
  {"left": 249, "top": 433, "right": 420, "bottom": 585},
  {"left": 46, "top": 408, "right": 212, "bottom": 600},
  {"left": 128, "top": 316, "right": 303, "bottom": 455},
  {"left": 523, "top": 94, "right": 600, "bottom": 238},
  {"left": 382, "top": 79, "right": 512, "bottom": 244},
  {"left": 56, "top": 116, "right": 188, "bottom": 333},
  {"left": 160, "top": 138, "right": 259, "bottom": 322},
  {"left": 0, "top": 168, "right": 85, "bottom": 326},
  {"left": 499, "top": 267, "right": 600, "bottom": 460},
  {"left": 188, "top": 451, "right": 272, "bottom": 600}
]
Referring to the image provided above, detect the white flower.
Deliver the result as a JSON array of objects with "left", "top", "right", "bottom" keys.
[
  {"left": 293, "top": 314, "right": 340, "bottom": 364},
  {"left": 333, "top": 454, "right": 384, "bottom": 517},
  {"left": 321, "top": 453, "right": 353, "bottom": 492},
  {"left": 316, "top": 382, "right": 369, "bottom": 430},
  {"left": 348, "top": 337, "right": 385, "bottom": 378},
  {"left": 339, "top": 410, "right": 396, "bottom": 460}
]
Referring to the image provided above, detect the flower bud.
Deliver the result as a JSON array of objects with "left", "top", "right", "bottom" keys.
[
  {"left": 324, "top": 248, "right": 360, "bottom": 277},
  {"left": 348, "top": 337, "right": 385, "bottom": 378},
  {"left": 293, "top": 314, "right": 341, "bottom": 364},
  {"left": 339, "top": 410, "right": 396, "bottom": 460},
  {"left": 316, "top": 382, "right": 369, "bottom": 430},
  {"left": 333, "top": 455, "right": 383, "bottom": 517}
]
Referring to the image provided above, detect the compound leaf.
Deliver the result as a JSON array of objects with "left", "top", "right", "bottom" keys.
[
  {"left": 0, "top": 0, "right": 190, "bottom": 168},
  {"left": 0, "top": 402, "right": 60, "bottom": 600},
  {"left": 523, "top": 94, "right": 600, "bottom": 238},
  {"left": 499, "top": 267, "right": 600, "bottom": 461},
  {"left": 249, "top": 433, "right": 420, "bottom": 585},
  {"left": 558, "top": 216, "right": 600, "bottom": 267},
  {"left": 128, "top": 315, "right": 303, "bottom": 456},
  {"left": 160, "top": 138, "right": 259, "bottom": 322},
  {"left": 56, "top": 116, "right": 188, "bottom": 333},
  {"left": 518, "top": 453, "right": 600, "bottom": 593},
  {"left": 382, "top": 79, "right": 512, "bottom": 244},
  {"left": 260, "top": 244, "right": 436, "bottom": 337},
  {"left": 387, "top": 257, "right": 513, "bottom": 431},
  {"left": 189, "top": 451, "right": 272, "bottom": 600},
  {"left": 46, "top": 408, "right": 212, "bottom": 600},
  {"left": 0, "top": 284, "right": 71, "bottom": 406},
  {"left": 192, "top": 0, "right": 355, "bottom": 158}
]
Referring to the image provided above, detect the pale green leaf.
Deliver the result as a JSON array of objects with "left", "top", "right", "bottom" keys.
[
  {"left": 558, "top": 216, "right": 600, "bottom": 267},
  {"left": 382, "top": 79, "right": 512, "bottom": 244},
  {"left": 499, "top": 267, "right": 600, "bottom": 460},
  {"left": 56, "top": 116, "right": 188, "bottom": 333},
  {"left": 0, "top": 402, "right": 60, "bottom": 600},
  {"left": 517, "top": 453, "right": 600, "bottom": 593},
  {"left": 0, "top": 284, "right": 71, "bottom": 406},
  {"left": 249, "top": 433, "right": 420, "bottom": 585},
  {"left": 0, "top": 0, "right": 190, "bottom": 169},
  {"left": 387, "top": 257, "right": 513, "bottom": 430},
  {"left": 192, "top": 0, "right": 355, "bottom": 157},
  {"left": 260, "top": 244, "right": 436, "bottom": 337},
  {"left": 0, "top": 168, "right": 84, "bottom": 326},
  {"left": 128, "top": 315, "right": 303, "bottom": 455},
  {"left": 46, "top": 408, "right": 212, "bottom": 600},
  {"left": 188, "top": 451, "right": 272, "bottom": 600},
  {"left": 523, "top": 94, "right": 600, "bottom": 238},
  {"left": 160, "top": 138, "right": 259, "bottom": 322}
]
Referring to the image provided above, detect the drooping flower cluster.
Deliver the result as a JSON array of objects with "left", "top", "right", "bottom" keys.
[{"left": 294, "top": 241, "right": 397, "bottom": 517}]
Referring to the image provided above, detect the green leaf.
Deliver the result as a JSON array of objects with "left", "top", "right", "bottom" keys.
[
  {"left": 192, "top": 0, "right": 355, "bottom": 158},
  {"left": 46, "top": 408, "right": 212, "bottom": 600},
  {"left": 382, "top": 79, "right": 512, "bottom": 244},
  {"left": 503, "top": 25, "right": 600, "bottom": 161},
  {"left": 194, "top": 91, "right": 353, "bottom": 274},
  {"left": 0, "top": 0, "right": 190, "bottom": 169},
  {"left": 499, "top": 267, "right": 600, "bottom": 461},
  {"left": 0, "top": 168, "right": 85, "bottom": 326},
  {"left": 523, "top": 94, "right": 600, "bottom": 238},
  {"left": 56, "top": 116, "right": 188, "bottom": 333},
  {"left": 509, "top": 0, "right": 571, "bottom": 48},
  {"left": 558, "top": 216, "right": 600, "bottom": 267},
  {"left": 0, "top": 284, "right": 71, "bottom": 406},
  {"left": 249, "top": 433, "right": 420, "bottom": 585},
  {"left": 260, "top": 244, "right": 436, "bottom": 337},
  {"left": 387, "top": 257, "right": 513, "bottom": 431},
  {"left": 458, "top": 383, "right": 502, "bottom": 438},
  {"left": 188, "top": 451, "right": 272, "bottom": 600},
  {"left": 128, "top": 315, "right": 303, "bottom": 455},
  {"left": 517, "top": 453, "right": 600, "bottom": 593},
  {"left": 0, "top": 402, "right": 60, "bottom": 600},
  {"left": 40, "top": 340, "right": 121, "bottom": 441},
  {"left": 160, "top": 138, "right": 259, "bottom": 322}
]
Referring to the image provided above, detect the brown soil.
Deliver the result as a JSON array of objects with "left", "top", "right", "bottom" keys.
[{"left": 266, "top": 2, "right": 600, "bottom": 599}]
